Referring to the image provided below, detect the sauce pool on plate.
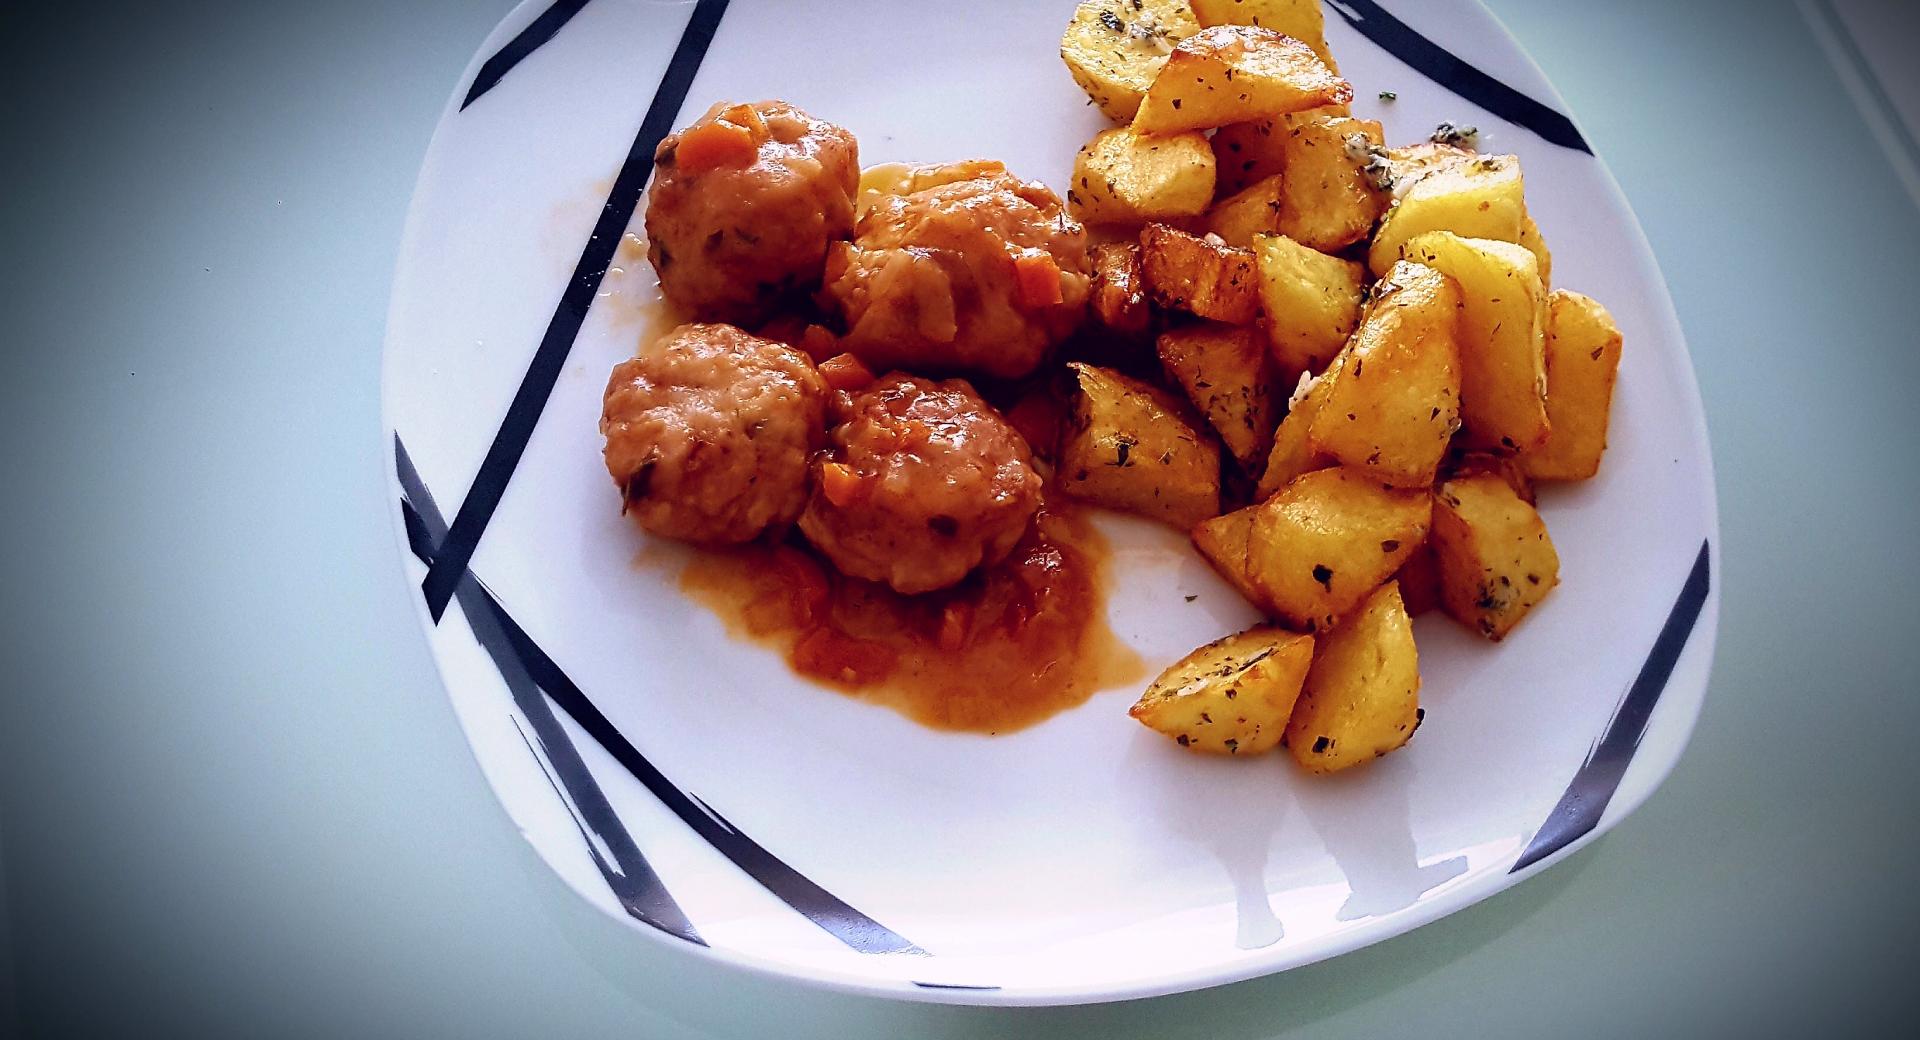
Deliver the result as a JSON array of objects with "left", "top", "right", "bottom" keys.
[{"left": 680, "top": 503, "right": 1143, "bottom": 733}]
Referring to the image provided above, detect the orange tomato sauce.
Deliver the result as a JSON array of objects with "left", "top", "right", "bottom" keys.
[{"left": 679, "top": 503, "right": 1143, "bottom": 733}]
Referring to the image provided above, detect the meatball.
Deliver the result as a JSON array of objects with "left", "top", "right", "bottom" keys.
[
  {"left": 800, "top": 374, "right": 1043, "bottom": 594},
  {"left": 646, "top": 100, "right": 859, "bottom": 325},
  {"left": 601, "top": 323, "right": 829, "bottom": 544},
  {"left": 822, "top": 168, "right": 1091, "bottom": 380}
]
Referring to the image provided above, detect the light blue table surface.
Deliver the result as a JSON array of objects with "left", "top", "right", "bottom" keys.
[{"left": 4, "top": 1, "right": 1917, "bottom": 1036}]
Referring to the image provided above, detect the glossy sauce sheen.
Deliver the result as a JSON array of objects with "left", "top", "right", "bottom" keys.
[{"left": 681, "top": 503, "right": 1143, "bottom": 733}]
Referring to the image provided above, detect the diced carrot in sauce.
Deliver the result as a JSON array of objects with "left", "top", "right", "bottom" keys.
[
  {"left": 820, "top": 461, "right": 869, "bottom": 508},
  {"left": 798, "top": 324, "right": 841, "bottom": 362},
  {"left": 1014, "top": 252, "right": 1064, "bottom": 309},
  {"left": 674, "top": 119, "right": 758, "bottom": 172},
  {"left": 716, "top": 103, "right": 769, "bottom": 141},
  {"left": 818, "top": 352, "right": 876, "bottom": 392}
]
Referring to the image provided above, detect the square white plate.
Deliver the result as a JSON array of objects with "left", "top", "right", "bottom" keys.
[{"left": 381, "top": 0, "right": 1718, "bottom": 1006}]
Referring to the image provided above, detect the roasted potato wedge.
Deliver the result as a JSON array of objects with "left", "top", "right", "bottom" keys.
[
  {"left": 1276, "top": 115, "right": 1387, "bottom": 252},
  {"left": 1190, "top": 0, "right": 1338, "bottom": 68},
  {"left": 1205, "top": 173, "right": 1285, "bottom": 247},
  {"left": 1158, "top": 323, "right": 1281, "bottom": 471},
  {"left": 1252, "top": 232, "right": 1365, "bottom": 376},
  {"left": 1246, "top": 467, "right": 1431, "bottom": 631},
  {"left": 1072, "top": 126, "right": 1217, "bottom": 225},
  {"left": 1089, "top": 242, "right": 1153, "bottom": 338},
  {"left": 1306, "top": 260, "right": 1463, "bottom": 487},
  {"left": 1211, "top": 119, "right": 1286, "bottom": 197},
  {"left": 1211, "top": 104, "right": 1351, "bottom": 196},
  {"left": 1369, "top": 153, "right": 1526, "bottom": 276},
  {"left": 1385, "top": 141, "right": 1475, "bottom": 195},
  {"left": 1132, "top": 626, "right": 1314, "bottom": 754},
  {"left": 1399, "top": 231, "right": 1549, "bottom": 453},
  {"left": 1519, "top": 212, "right": 1552, "bottom": 286},
  {"left": 1191, "top": 504, "right": 1264, "bottom": 604},
  {"left": 1140, "top": 223, "right": 1261, "bottom": 324},
  {"left": 1285, "top": 581, "right": 1423, "bottom": 773},
  {"left": 1060, "top": 362, "right": 1222, "bottom": 528},
  {"left": 1432, "top": 472, "right": 1560, "bottom": 640},
  {"left": 1255, "top": 366, "right": 1337, "bottom": 499},
  {"left": 1061, "top": 0, "right": 1201, "bottom": 122},
  {"left": 1522, "top": 290, "right": 1623, "bottom": 480},
  {"left": 1133, "top": 25, "right": 1352, "bottom": 135},
  {"left": 1448, "top": 450, "right": 1535, "bottom": 505}
]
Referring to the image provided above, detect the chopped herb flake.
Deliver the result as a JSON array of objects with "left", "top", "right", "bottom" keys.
[{"left": 1431, "top": 121, "right": 1480, "bottom": 147}]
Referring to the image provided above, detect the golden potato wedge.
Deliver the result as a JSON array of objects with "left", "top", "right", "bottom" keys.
[
  {"left": 1519, "top": 212, "right": 1552, "bottom": 286},
  {"left": 1133, "top": 25, "right": 1352, "bottom": 135},
  {"left": 1385, "top": 141, "right": 1475, "bottom": 195},
  {"left": 1089, "top": 242, "right": 1152, "bottom": 338},
  {"left": 1252, "top": 232, "right": 1365, "bottom": 376},
  {"left": 1060, "top": 362, "right": 1222, "bottom": 528},
  {"left": 1368, "top": 153, "right": 1526, "bottom": 276},
  {"left": 1306, "top": 260, "right": 1463, "bottom": 487},
  {"left": 1204, "top": 173, "right": 1285, "bottom": 247},
  {"left": 1432, "top": 472, "right": 1560, "bottom": 640},
  {"left": 1071, "top": 127, "right": 1217, "bottom": 225},
  {"left": 1190, "top": 0, "right": 1337, "bottom": 68},
  {"left": 1448, "top": 450, "right": 1535, "bottom": 505},
  {"left": 1399, "top": 231, "right": 1549, "bottom": 453},
  {"left": 1522, "top": 289, "right": 1623, "bottom": 481},
  {"left": 1060, "top": 0, "right": 1201, "bottom": 122},
  {"left": 1140, "top": 222, "right": 1261, "bottom": 324},
  {"left": 1254, "top": 366, "right": 1337, "bottom": 499},
  {"left": 1208, "top": 105, "right": 1356, "bottom": 198},
  {"left": 1132, "top": 626, "right": 1315, "bottom": 755},
  {"left": 1158, "top": 323, "right": 1281, "bottom": 471},
  {"left": 1211, "top": 119, "right": 1286, "bottom": 197},
  {"left": 1276, "top": 115, "right": 1388, "bottom": 252},
  {"left": 1285, "top": 581, "right": 1423, "bottom": 773},
  {"left": 1191, "top": 504, "right": 1264, "bottom": 604},
  {"left": 1246, "top": 467, "right": 1431, "bottom": 631}
]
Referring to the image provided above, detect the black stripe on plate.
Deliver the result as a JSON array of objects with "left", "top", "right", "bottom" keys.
[
  {"left": 474, "top": 569, "right": 927, "bottom": 956},
  {"left": 461, "top": 0, "right": 595, "bottom": 110},
  {"left": 397, "top": 436, "right": 703, "bottom": 944},
  {"left": 398, "top": 436, "right": 926, "bottom": 956},
  {"left": 911, "top": 982, "right": 1002, "bottom": 991},
  {"left": 1510, "top": 540, "right": 1712, "bottom": 873},
  {"left": 1326, "top": 0, "right": 1592, "bottom": 154},
  {"left": 421, "top": 0, "right": 730, "bottom": 622}
]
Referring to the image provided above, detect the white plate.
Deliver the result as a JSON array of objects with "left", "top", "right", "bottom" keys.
[{"left": 381, "top": 0, "right": 1719, "bottom": 1006}]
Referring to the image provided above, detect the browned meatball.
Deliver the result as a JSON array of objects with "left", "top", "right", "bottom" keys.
[
  {"left": 645, "top": 100, "right": 859, "bottom": 325},
  {"left": 800, "top": 374, "right": 1043, "bottom": 594},
  {"left": 822, "top": 168, "right": 1091, "bottom": 380},
  {"left": 602, "top": 323, "right": 829, "bottom": 544}
]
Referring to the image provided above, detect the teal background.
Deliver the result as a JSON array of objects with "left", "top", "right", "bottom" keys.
[{"left": 3, "top": 1, "right": 1917, "bottom": 1035}]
